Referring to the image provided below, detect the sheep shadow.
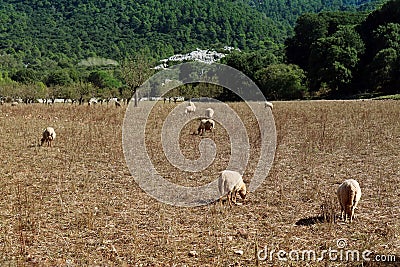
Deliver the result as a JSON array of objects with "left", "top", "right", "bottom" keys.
[{"left": 295, "top": 215, "right": 337, "bottom": 226}]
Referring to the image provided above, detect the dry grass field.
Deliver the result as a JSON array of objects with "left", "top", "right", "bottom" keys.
[{"left": 0, "top": 100, "right": 399, "bottom": 266}]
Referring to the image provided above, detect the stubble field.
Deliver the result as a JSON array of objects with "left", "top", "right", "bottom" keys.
[{"left": 0, "top": 100, "right": 399, "bottom": 266}]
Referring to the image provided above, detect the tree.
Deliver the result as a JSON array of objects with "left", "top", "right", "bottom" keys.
[
  {"left": 120, "top": 53, "right": 154, "bottom": 107},
  {"left": 255, "top": 63, "right": 307, "bottom": 100},
  {"left": 46, "top": 70, "right": 73, "bottom": 87},
  {"left": 308, "top": 25, "right": 365, "bottom": 96},
  {"left": 222, "top": 50, "right": 277, "bottom": 81},
  {"left": 369, "top": 48, "right": 399, "bottom": 93},
  {"left": 88, "top": 70, "right": 122, "bottom": 89},
  {"left": 11, "top": 68, "right": 39, "bottom": 84},
  {"left": 285, "top": 13, "right": 329, "bottom": 70}
]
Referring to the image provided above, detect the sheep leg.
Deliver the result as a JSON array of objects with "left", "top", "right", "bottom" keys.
[
  {"left": 228, "top": 192, "right": 233, "bottom": 208},
  {"left": 350, "top": 206, "right": 356, "bottom": 223},
  {"left": 232, "top": 190, "right": 237, "bottom": 205},
  {"left": 339, "top": 203, "right": 344, "bottom": 221}
]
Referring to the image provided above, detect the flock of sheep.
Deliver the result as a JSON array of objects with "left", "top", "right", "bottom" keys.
[
  {"left": 217, "top": 169, "right": 361, "bottom": 223},
  {"left": 185, "top": 101, "right": 362, "bottom": 223},
  {"left": 38, "top": 100, "right": 362, "bottom": 224}
]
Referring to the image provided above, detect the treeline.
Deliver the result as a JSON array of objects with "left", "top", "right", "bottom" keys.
[
  {"left": 0, "top": 71, "right": 129, "bottom": 104},
  {"left": 0, "top": 0, "right": 398, "bottom": 101}
]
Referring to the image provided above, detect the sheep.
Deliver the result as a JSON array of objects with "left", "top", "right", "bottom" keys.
[
  {"left": 205, "top": 107, "right": 214, "bottom": 118},
  {"left": 337, "top": 179, "right": 362, "bottom": 223},
  {"left": 265, "top": 101, "right": 273, "bottom": 109},
  {"left": 185, "top": 102, "right": 196, "bottom": 114},
  {"left": 41, "top": 127, "right": 56, "bottom": 147},
  {"left": 197, "top": 118, "right": 215, "bottom": 136},
  {"left": 218, "top": 170, "right": 247, "bottom": 207},
  {"left": 11, "top": 101, "right": 18, "bottom": 106}
]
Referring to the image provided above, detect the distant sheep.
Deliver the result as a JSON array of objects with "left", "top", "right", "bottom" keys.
[
  {"left": 11, "top": 101, "right": 18, "bottom": 106},
  {"left": 197, "top": 119, "right": 215, "bottom": 136},
  {"left": 205, "top": 108, "right": 214, "bottom": 118},
  {"left": 337, "top": 179, "right": 362, "bottom": 223},
  {"left": 41, "top": 127, "right": 56, "bottom": 147},
  {"left": 218, "top": 170, "right": 247, "bottom": 207},
  {"left": 265, "top": 101, "right": 273, "bottom": 109},
  {"left": 185, "top": 102, "right": 196, "bottom": 114}
]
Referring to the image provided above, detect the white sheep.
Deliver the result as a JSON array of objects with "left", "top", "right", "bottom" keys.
[
  {"left": 41, "top": 127, "right": 56, "bottom": 147},
  {"left": 185, "top": 102, "right": 196, "bottom": 114},
  {"left": 218, "top": 170, "right": 247, "bottom": 207},
  {"left": 265, "top": 101, "right": 273, "bottom": 109},
  {"left": 205, "top": 107, "right": 214, "bottom": 118},
  {"left": 11, "top": 101, "right": 18, "bottom": 106},
  {"left": 197, "top": 118, "right": 215, "bottom": 136},
  {"left": 337, "top": 179, "right": 362, "bottom": 223}
]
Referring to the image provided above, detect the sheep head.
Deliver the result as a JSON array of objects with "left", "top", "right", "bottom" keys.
[{"left": 238, "top": 182, "right": 247, "bottom": 200}]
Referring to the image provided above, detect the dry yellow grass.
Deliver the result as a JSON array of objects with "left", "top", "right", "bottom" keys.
[{"left": 0, "top": 100, "right": 399, "bottom": 266}]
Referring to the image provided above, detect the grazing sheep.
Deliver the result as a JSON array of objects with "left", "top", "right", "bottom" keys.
[
  {"left": 337, "top": 179, "right": 362, "bottom": 223},
  {"left": 197, "top": 119, "right": 215, "bottom": 136},
  {"left": 185, "top": 102, "right": 196, "bottom": 114},
  {"left": 218, "top": 170, "right": 247, "bottom": 207},
  {"left": 11, "top": 101, "right": 18, "bottom": 106},
  {"left": 265, "top": 101, "right": 273, "bottom": 109},
  {"left": 41, "top": 127, "right": 56, "bottom": 147},
  {"left": 205, "top": 107, "right": 214, "bottom": 118}
]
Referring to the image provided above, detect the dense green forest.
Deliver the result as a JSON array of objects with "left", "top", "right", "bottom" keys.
[
  {"left": 0, "top": 0, "right": 398, "bottom": 102},
  {"left": 0, "top": 0, "right": 284, "bottom": 63},
  {"left": 247, "top": 0, "right": 387, "bottom": 28}
]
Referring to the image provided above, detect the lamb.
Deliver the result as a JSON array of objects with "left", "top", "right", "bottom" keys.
[
  {"left": 184, "top": 101, "right": 196, "bottom": 114},
  {"left": 197, "top": 118, "right": 215, "bottom": 136},
  {"left": 337, "top": 179, "right": 362, "bottom": 223},
  {"left": 265, "top": 101, "right": 273, "bottom": 109},
  {"left": 41, "top": 127, "right": 56, "bottom": 147},
  {"left": 218, "top": 170, "right": 247, "bottom": 207},
  {"left": 205, "top": 107, "right": 214, "bottom": 118}
]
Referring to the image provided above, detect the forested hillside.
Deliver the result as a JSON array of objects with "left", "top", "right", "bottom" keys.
[
  {"left": 0, "top": 0, "right": 398, "bottom": 102},
  {"left": 247, "top": 0, "right": 387, "bottom": 28},
  {"left": 0, "top": 0, "right": 385, "bottom": 67},
  {"left": 0, "top": 0, "right": 283, "bottom": 65}
]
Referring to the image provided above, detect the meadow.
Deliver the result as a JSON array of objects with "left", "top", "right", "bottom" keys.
[{"left": 0, "top": 100, "right": 399, "bottom": 266}]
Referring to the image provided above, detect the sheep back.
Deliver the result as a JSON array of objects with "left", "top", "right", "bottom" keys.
[{"left": 337, "top": 179, "right": 361, "bottom": 222}]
